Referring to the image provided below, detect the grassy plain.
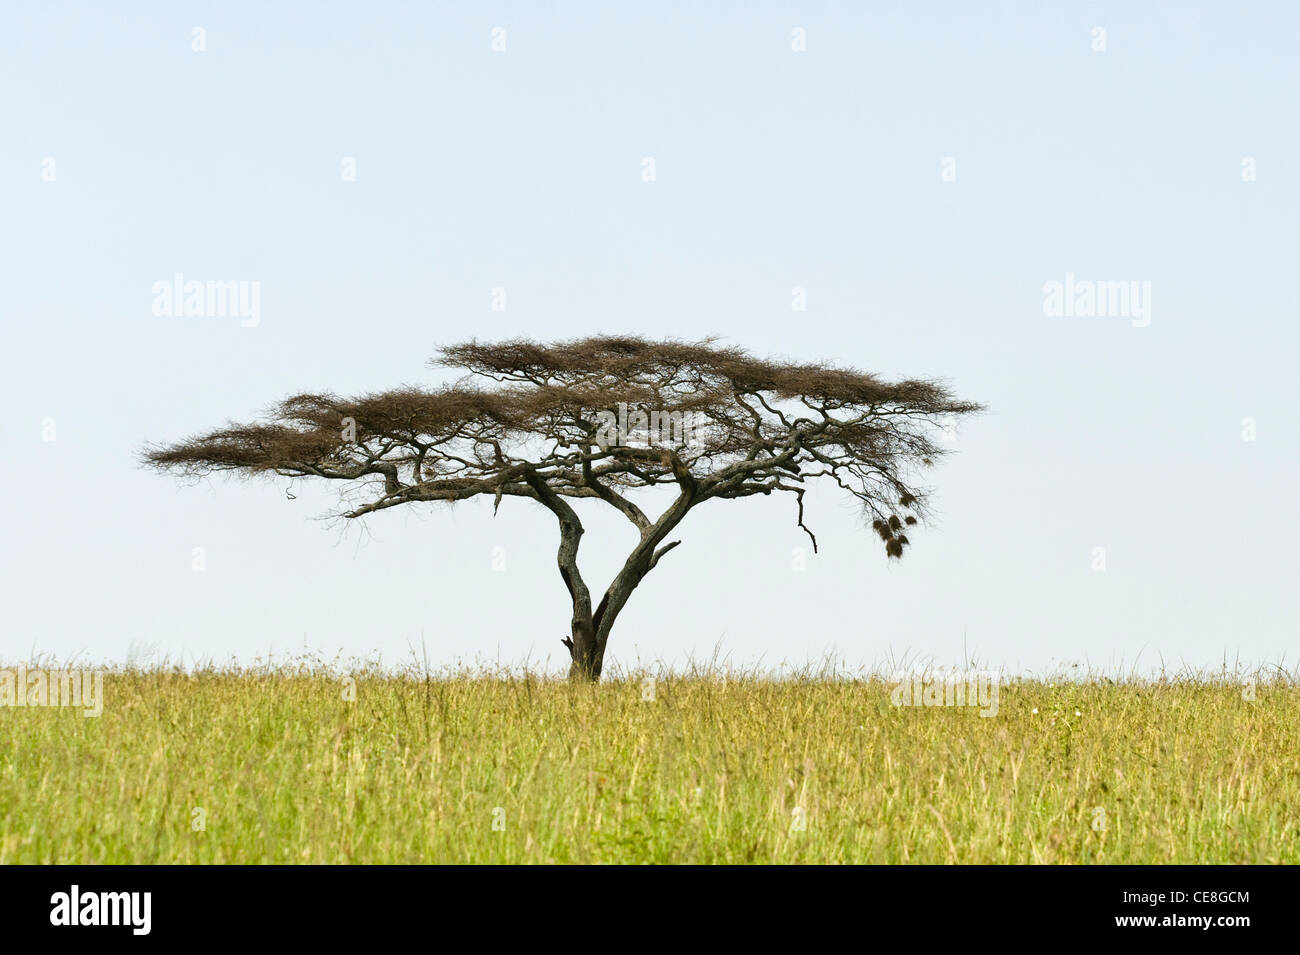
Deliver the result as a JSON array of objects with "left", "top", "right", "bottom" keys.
[{"left": 2, "top": 662, "right": 1295, "bottom": 863}]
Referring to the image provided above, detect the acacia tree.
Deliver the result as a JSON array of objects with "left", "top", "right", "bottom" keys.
[{"left": 144, "top": 336, "right": 980, "bottom": 680}]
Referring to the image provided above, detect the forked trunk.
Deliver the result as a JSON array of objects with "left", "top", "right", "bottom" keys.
[{"left": 539, "top": 467, "right": 694, "bottom": 683}]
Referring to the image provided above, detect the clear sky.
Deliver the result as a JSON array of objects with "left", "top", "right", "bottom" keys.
[{"left": 2, "top": 2, "right": 1296, "bottom": 676}]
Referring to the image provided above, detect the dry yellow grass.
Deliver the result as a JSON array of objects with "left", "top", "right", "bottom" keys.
[{"left": 1, "top": 663, "right": 1296, "bottom": 863}]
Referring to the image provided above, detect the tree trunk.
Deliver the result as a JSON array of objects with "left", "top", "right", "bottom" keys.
[
  {"left": 521, "top": 468, "right": 602, "bottom": 682},
  {"left": 532, "top": 469, "right": 694, "bottom": 683},
  {"left": 565, "top": 616, "right": 600, "bottom": 681},
  {"left": 581, "top": 491, "right": 694, "bottom": 681}
]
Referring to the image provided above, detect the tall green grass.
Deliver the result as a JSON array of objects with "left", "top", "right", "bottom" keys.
[{"left": 1, "top": 660, "right": 1295, "bottom": 863}]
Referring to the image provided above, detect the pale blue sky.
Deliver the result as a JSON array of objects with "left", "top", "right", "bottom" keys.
[{"left": 2, "top": 2, "right": 1296, "bottom": 675}]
